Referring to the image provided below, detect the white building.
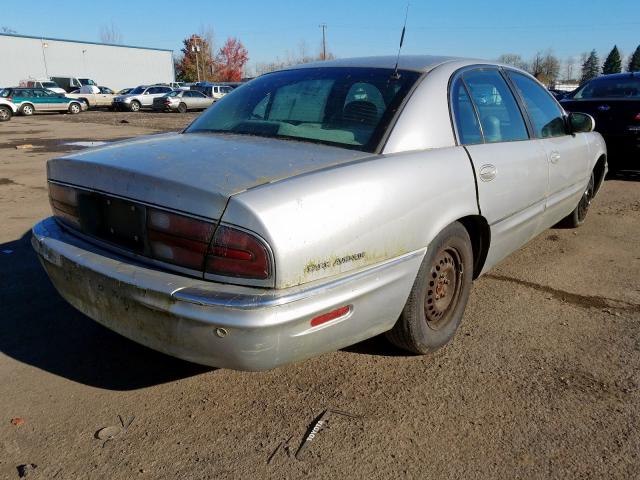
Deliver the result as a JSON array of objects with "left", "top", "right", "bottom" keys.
[{"left": 0, "top": 33, "right": 175, "bottom": 91}]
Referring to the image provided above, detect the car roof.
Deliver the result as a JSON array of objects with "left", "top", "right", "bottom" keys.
[
  {"left": 283, "top": 55, "right": 475, "bottom": 73},
  {"left": 588, "top": 72, "right": 640, "bottom": 80}
]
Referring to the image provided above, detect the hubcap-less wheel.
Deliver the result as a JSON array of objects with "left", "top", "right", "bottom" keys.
[
  {"left": 0, "top": 107, "right": 10, "bottom": 121},
  {"left": 425, "top": 248, "right": 463, "bottom": 330},
  {"left": 130, "top": 101, "right": 140, "bottom": 112},
  {"left": 22, "top": 105, "right": 33, "bottom": 116},
  {"left": 577, "top": 174, "right": 595, "bottom": 223},
  {"left": 70, "top": 103, "right": 80, "bottom": 114}
]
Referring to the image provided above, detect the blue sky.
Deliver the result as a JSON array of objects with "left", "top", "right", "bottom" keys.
[{"left": 2, "top": 0, "right": 639, "bottom": 72}]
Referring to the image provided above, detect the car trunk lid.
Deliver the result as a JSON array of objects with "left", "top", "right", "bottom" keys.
[
  {"left": 47, "top": 132, "right": 372, "bottom": 219},
  {"left": 561, "top": 98, "right": 640, "bottom": 135}
]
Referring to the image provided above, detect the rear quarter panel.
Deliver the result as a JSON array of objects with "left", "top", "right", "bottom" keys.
[{"left": 223, "top": 147, "right": 479, "bottom": 288}]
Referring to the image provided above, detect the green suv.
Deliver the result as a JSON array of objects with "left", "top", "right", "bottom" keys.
[{"left": 0, "top": 87, "right": 86, "bottom": 115}]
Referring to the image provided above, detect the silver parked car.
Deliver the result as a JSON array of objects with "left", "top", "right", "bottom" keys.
[
  {"left": 152, "top": 90, "right": 214, "bottom": 113},
  {"left": 112, "top": 85, "right": 174, "bottom": 112},
  {"left": 32, "top": 56, "right": 607, "bottom": 370}
]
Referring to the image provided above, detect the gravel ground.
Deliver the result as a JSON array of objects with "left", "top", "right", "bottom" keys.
[
  {"left": 44, "top": 109, "right": 199, "bottom": 132},
  {"left": 0, "top": 115, "right": 639, "bottom": 479}
]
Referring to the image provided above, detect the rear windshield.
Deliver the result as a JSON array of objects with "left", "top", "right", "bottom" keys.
[
  {"left": 573, "top": 76, "right": 640, "bottom": 99},
  {"left": 41, "top": 82, "right": 58, "bottom": 88},
  {"left": 185, "top": 67, "right": 420, "bottom": 152}
]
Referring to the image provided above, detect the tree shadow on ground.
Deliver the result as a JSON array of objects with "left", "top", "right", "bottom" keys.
[{"left": 0, "top": 230, "right": 211, "bottom": 391}]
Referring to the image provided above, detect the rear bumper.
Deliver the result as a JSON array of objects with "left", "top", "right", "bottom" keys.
[{"left": 32, "top": 217, "right": 422, "bottom": 370}]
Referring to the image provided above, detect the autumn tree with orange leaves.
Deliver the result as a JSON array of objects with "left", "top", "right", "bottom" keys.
[{"left": 212, "top": 38, "right": 249, "bottom": 82}]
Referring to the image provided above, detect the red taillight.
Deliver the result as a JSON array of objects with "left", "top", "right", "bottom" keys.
[
  {"left": 310, "top": 305, "right": 351, "bottom": 327},
  {"left": 205, "top": 226, "right": 270, "bottom": 280},
  {"left": 634, "top": 113, "right": 640, "bottom": 121},
  {"left": 147, "top": 208, "right": 214, "bottom": 270},
  {"left": 49, "top": 183, "right": 80, "bottom": 228},
  {"left": 6, "top": 97, "right": 12, "bottom": 102}
]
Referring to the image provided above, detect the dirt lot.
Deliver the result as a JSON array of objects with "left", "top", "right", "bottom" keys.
[{"left": 1, "top": 112, "right": 639, "bottom": 479}]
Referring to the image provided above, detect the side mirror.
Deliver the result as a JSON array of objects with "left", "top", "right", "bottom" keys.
[{"left": 568, "top": 112, "right": 595, "bottom": 133}]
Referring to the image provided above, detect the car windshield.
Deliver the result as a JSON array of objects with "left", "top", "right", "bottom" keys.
[
  {"left": 129, "top": 87, "right": 146, "bottom": 95},
  {"left": 42, "top": 82, "right": 58, "bottom": 88},
  {"left": 573, "top": 76, "right": 640, "bottom": 99},
  {"left": 79, "top": 79, "right": 96, "bottom": 86},
  {"left": 185, "top": 67, "right": 420, "bottom": 152}
]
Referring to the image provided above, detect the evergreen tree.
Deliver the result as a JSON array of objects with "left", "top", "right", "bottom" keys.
[
  {"left": 580, "top": 50, "right": 600, "bottom": 84},
  {"left": 602, "top": 46, "right": 622, "bottom": 74},
  {"left": 628, "top": 45, "right": 640, "bottom": 72}
]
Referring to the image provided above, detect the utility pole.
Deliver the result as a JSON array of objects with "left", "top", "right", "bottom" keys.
[
  {"left": 319, "top": 23, "right": 327, "bottom": 60},
  {"left": 192, "top": 43, "right": 201, "bottom": 82}
]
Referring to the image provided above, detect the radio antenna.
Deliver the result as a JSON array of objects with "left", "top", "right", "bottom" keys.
[{"left": 392, "top": 1, "right": 410, "bottom": 79}]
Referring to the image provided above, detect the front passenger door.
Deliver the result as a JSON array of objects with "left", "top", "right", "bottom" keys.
[{"left": 451, "top": 69, "right": 549, "bottom": 271}]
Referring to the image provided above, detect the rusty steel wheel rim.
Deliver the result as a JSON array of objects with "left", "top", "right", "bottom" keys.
[{"left": 424, "top": 247, "right": 463, "bottom": 330}]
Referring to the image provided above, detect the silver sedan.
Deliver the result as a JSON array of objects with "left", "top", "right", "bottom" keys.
[
  {"left": 152, "top": 90, "right": 214, "bottom": 113},
  {"left": 32, "top": 56, "right": 606, "bottom": 370}
]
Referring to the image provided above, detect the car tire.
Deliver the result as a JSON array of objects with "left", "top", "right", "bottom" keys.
[
  {"left": 129, "top": 101, "right": 141, "bottom": 112},
  {"left": 560, "top": 172, "right": 595, "bottom": 228},
  {"left": 0, "top": 105, "right": 11, "bottom": 121},
  {"left": 21, "top": 104, "right": 34, "bottom": 116},
  {"left": 385, "top": 221, "right": 474, "bottom": 354},
  {"left": 177, "top": 102, "right": 187, "bottom": 113},
  {"left": 68, "top": 102, "right": 81, "bottom": 115}
]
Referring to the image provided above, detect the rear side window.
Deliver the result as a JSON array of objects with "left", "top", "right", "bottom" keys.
[
  {"left": 508, "top": 72, "right": 566, "bottom": 138},
  {"left": 463, "top": 69, "right": 529, "bottom": 143},
  {"left": 451, "top": 78, "right": 482, "bottom": 145}
]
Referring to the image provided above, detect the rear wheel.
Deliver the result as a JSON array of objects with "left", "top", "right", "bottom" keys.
[
  {"left": 68, "top": 102, "right": 81, "bottom": 114},
  {"left": 177, "top": 102, "right": 187, "bottom": 113},
  {"left": 0, "top": 105, "right": 11, "bottom": 121},
  {"left": 561, "top": 172, "right": 595, "bottom": 228},
  {"left": 21, "top": 104, "right": 34, "bottom": 116},
  {"left": 386, "top": 221, "right": 474, "bottom": 354},
  {"left": 129, "top": 100, "right": 141, "bottom": 112}
]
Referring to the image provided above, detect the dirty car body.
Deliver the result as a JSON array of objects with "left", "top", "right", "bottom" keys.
[{"left": 32, "top": 56, "right": 607, "bottom": 370}]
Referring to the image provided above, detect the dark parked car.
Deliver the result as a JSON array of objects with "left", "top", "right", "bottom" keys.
[{"left": 561, "top": 72, "right": 640, "bottom": 171}]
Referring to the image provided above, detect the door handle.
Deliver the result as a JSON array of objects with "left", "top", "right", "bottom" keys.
[{"left": 550, "top": 151, "right": 561, "bottom": 164}]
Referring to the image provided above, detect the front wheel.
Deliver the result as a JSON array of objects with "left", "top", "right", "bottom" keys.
[
  {"left": 386, "top": 221, "right": 474, "bottom": 354},
  {"left": 129, "top": 100, "right": 141, "bottom": 112},
  {"left": 0, "top": 105, "right": 12, "bottom": 121},
  {"left": 560, "top": 172, "right": 595, "bottom": 228},
  {"left": 68, "top": 102, "right": 81, "bottom": 114}
]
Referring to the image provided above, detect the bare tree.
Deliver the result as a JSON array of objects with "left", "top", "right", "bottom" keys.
[
  {"left": 528, "top": 50, "right": 560, "bottom": 87},
  {"left": 497, "top": 54, "right": 528, "bottom": 71},
  {"left": 99, "top": 21, "right": 123, "bottom": 44}
]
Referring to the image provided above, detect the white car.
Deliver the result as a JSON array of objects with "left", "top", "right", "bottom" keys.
[
  {"left": 112, "top": 85, "right": 174, "bottom": 112},
  {"left": 20, "top": 79, "right": 66, "bottom": 94},
  {"left": 0, "top": 97, "right": 18, "bottom": 121},
  {"left": 32, "top": 56, "right": 606, "bottom": 370}
]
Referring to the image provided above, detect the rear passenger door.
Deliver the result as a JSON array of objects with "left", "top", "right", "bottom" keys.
[
  {"left": 450, "top": 68, "right": 549, "bottom": 271},
  {"left": 506, "top": 70, "right": 590, "bottom": 225}
]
